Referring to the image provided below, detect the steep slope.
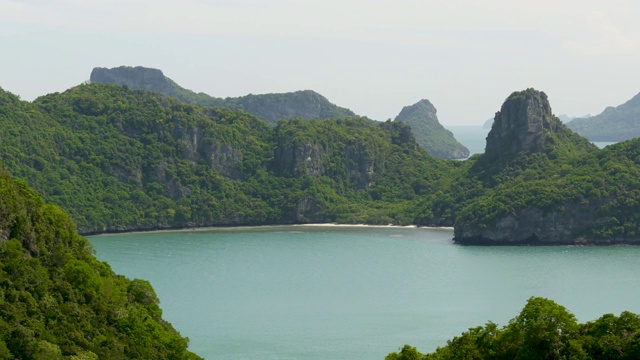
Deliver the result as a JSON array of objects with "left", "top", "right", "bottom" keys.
[
  {"left": 0, "top": 165, "right": 201, "bottom": 359},
  {"left": 482, "top": 89, "right": 590, "bottom": 163},
  {"left": 452, "top": 89, "right": 640, "bottom": 245},
  {"left": 567, "top": 91, "right": 640, "bottom": 141},
  {"left": 0, "top": 84, "right": 451, "bottom": 233},
  {"left": 90, "top": 66, "right": 356, "bottom": 125},
  {"left": 393, "top": 99, "right": 469, "bottom": 159}
]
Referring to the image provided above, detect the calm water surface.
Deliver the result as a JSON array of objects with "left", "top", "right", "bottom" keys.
[{"left": 89, "top": 226, "right": 640, "bottom": 359}]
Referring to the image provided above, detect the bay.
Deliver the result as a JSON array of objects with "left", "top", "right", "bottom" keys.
[{"left": 89, "top": 226, "right": 640, "bottom": 359}]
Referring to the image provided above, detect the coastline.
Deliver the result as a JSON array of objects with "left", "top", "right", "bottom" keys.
[{"left": 86, "top": 223, "right": 455, "bottom": 237}]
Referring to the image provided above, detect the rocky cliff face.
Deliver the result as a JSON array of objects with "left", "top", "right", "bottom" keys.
[
  {"left": 454, "top": 89, "right": 609, "bottom": 245},
  {"left": 394, "top": 99, "right": 469, "bottom": 159},
  {"left": 454, "top": 202, "right": 622, "bottom": 245},
  {"left": 91, "top": 66, "right": 177, "bottom": 96},
  {"left": 484, "top": 89, "right": 561, "bottom": 160},
  {"left": 274, "top": 136, "right": 376, "bottom": 189}
]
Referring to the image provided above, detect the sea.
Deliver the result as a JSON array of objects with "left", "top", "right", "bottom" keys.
[
  {"left": 88, "top": 126, "right": 624, "bottom": 359},
  {"left": 89, "top": 226, "right": 640, "bottom": 360}
]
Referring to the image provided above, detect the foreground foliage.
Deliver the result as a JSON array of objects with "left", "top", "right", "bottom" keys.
[
  {"left": 0, "top": 166, "right": 201, "bottom": 359},
  {"left": 386, "top": 297, "right": 640, "bottom": 360}
]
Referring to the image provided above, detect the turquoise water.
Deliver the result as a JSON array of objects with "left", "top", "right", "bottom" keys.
[
  {"left": 447, "top": 125, "right": 489, "bottom": 156},
  {"left": 89, "top": 226, "right": 640, "bottom": 359}
]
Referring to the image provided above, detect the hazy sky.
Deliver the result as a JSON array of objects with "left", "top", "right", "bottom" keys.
[{"left": 1, "top": 0, "right": 639, "bottom": 125}]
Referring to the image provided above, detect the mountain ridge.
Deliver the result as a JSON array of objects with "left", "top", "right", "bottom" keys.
[
  {"left": 91, "top": 65, "right": 470, "bottom": 159},
  {"left": 567, "top": 91, "right": 640, "bottom": 141},
  {"left": 90, "top": 66, "right": 357, "bottom": 125}
]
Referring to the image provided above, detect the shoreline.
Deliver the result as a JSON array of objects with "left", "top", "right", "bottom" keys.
[{"left": 86, "top": 223, "right": 455, "bottom": 237}]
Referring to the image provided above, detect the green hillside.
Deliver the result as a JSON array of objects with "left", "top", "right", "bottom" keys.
[
  {"left": 2, "top": 85, "right": 640, "bottom": 244},
  {"left": 0, "top": 165, "right": 201, "bottom": 359},
  {"left": 0, "top": 83, "right": 453, "bottom": 234},
  {"left": 394, "top": 99, "right": 470, "bottom": 159},
  {"left": 417, "top": 89, "right": 640, "bottom": 245}
]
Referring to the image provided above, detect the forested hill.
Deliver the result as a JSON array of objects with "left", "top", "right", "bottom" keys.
[
  {"left": 0, "top": 165, "right": 201, "bottom": 358},
  {"left": 567, "top": 91, "right": 640, "bottom": 141},
  {"left": 3, "top": 84, "right": 640, "bottom": 244},
  {"left": 394, "top": 99, "right": 469, "bottom": 159},
  {"left": 91, "top": 66, "right": 472, "bottom": 160},
  {"left": 90, "top": 66, "right": 357, "bottom": 125},
  {"left": 421, "top": 88, "right": 640, "bottom": 245},
  {"left": 0, "top": 83, "right": 453, "bottom": 234}
]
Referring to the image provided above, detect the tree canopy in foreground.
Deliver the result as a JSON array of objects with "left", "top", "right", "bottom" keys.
[{"left": 386, "top": 297, "right": 640, "bottom": 360}]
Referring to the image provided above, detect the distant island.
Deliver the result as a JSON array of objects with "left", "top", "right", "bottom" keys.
[
  {"left": 393, "top": 99, "right": 469, "bottom": 159},
  {"left": 91, "top": 66, "right": 357, "bottom": 125},
  {"left": 567, "top": 91, "right": 640, "bottom": 141}
]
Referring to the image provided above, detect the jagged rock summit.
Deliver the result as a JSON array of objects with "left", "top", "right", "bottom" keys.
[
  {"left": 455, "top": 89, "right": 600, "bottom": 245},
  {"left": 89, "top": 65, "right": 356, "bottom": 125},
  {"left": 484, "top": 89, "right": 564, "bottom": 160},
  {"left": 91, "top": 66, "right": 176, "bottom": 96},
  {"left": 394, "top": 99, "right": 469, "bottom": 159}
]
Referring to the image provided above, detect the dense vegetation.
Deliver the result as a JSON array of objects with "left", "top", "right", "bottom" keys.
[
  {"left": 3, "top": 85, "right": 640, "bottom": 244},
  {"left": 394, "top": 99, "right": 469, "bottom": 159},
  {"left": 3, "top": 82, "right": 640, "bottom": 358},
  {"left": 92, "top": 66, "right": 475, "bottom": 160},
  {"left": 447, "top": 139, "right": 640, "bottom": 242},
  {"left": 90, "top": 66, "right": 357, "bottom": 126},
  {"left": 412, "top": 89, "right": 640, "bottom": 244},
  {"left": 567, "top": 91, "right": 640, "bottom": 141},
  {"left": 386, "top": 297, "right": 640, "bottom": 360},
  {"left": 0, "top": 84, "right": 455, "bottom": 234},
  {"left": 0, "top": 165, "right": 201, "bottom": 359}
]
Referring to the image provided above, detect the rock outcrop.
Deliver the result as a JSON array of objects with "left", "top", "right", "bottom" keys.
[
  {"left": 454, "top": 203, "right": 616, "bottom": 245},
  {"left": 394, "top": 99, "right": 469, "bottom": 159},
  {"left": 454, "top": 89, "right": 607, "bottom": 245},
  {"left": 484, "top": 89, "right": 563, "bottom": 160},
  {"left": 91, "top": 66, "right": 177, "bottom": 97}
]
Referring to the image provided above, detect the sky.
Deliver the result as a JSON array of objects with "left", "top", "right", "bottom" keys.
[{"left": 1, "top": 0, "right": 639, "bottom": 125}]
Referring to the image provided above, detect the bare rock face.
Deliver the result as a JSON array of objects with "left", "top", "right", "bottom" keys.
[
  {"left": 90, "top": 66, "right": 177, "bottom": 97},
  {"left": 454, "top": 204, "right": 616, "bottom": 245},
  {"left": 274, "top": 140, "right": 376, "bottom": 189},
  {"left": 275, "top": 140, "right": 328, "bottom": 178},
  {"left": 484, "top": 89, "right": 562, "bottom": 160}
]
